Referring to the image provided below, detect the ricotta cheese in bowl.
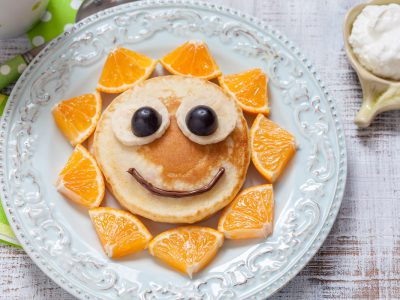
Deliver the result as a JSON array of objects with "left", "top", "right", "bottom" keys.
[{"left": 349, "top": 3, "right": 400, "bottom": 81}]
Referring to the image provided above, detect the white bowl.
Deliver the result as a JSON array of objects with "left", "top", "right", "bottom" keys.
[
  {"left": 343, "top": 0, "right": 400, "bottom": 127},
  {"left": 0, "top": 0, "right": 49, "bottom": 39}
]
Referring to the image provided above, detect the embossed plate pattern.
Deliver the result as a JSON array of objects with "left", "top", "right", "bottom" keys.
[{"left": 0, "top": 1, "right": 346, "bottom": 299}]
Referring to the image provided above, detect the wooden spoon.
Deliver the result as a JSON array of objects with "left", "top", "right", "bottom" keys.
[{"left": 343, "top": 0, "right": 400, "bottom": 127}]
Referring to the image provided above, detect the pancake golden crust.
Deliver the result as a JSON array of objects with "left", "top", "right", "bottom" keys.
[{"left": 94, "top": 76, "right": 250, "bottom": 223}]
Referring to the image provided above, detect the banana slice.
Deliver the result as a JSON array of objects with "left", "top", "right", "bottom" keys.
[
  {"left": 176, "top": 95, "right": 238, "bottom": 145},
  {"left": 112, "top": 97, "right": 170, "bottom": 146}
]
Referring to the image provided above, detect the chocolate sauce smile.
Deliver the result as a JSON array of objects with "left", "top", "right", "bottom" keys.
[{"left": 127, "top": 167, "right": 225, "bottom": 198}]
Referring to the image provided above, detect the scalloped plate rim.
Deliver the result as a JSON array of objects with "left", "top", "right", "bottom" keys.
[{"left": 0, "top": 0, "right": 347, "bottom": 299}]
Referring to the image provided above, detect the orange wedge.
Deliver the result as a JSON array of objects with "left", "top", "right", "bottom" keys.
[
  {"left": 52, "top": 92, "right": 102, "bottom": 146},
  {"left": 251, "top": 114, "right": 296, "bottom": 182},
  {"left": 149, "top": 226, "right": 224, "bottom": 277},
  {"left": 56, "top": 144, "right": 105, "bottom": 208},
  {"left": 97, "top": 47, "right": 157, "bottom": 93},
  {"left": 218, "top": 68, "right": 269, "bottom": 114},
  {"left": 218, "top": 185, "right": 274, "bottom": 239},
  {"left": 160, "top": 40, "right": 222, "bottom": 80},
  {"left": 89, "top": 207, "right": 153, "bottom": 258}
]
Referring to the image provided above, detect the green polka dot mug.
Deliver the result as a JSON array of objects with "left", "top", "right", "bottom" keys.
[
  {"left": 0, "top": 0, "right": 79, "bottom": 91},
  {"left": 0, "top": 0, "right": 49, "bottom": 39},
  {"left": 0, "top": 0, "right": 132, "bottom": 91}
]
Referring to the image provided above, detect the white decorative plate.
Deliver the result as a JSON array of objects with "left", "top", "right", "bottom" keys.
[{"left": 0, "top": 1, "right": 347, "bottom": 299}]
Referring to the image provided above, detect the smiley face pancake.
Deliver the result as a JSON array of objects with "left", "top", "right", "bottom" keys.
[{"left": 94, "top": 76, "right": 250, "bottom": 223}]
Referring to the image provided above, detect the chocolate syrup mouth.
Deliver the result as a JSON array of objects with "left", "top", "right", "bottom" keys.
[{"left": 127, "top": 167, "right": 225, "bottom": 198}]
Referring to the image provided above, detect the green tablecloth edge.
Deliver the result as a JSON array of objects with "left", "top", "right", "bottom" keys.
[{"left": 0, "top": 95, "right": 21, "bottom": 247}]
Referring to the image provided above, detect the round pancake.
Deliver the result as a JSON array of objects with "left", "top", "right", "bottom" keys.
[{"left": 94, "top": 76, "right": 250, "bottom": 223}]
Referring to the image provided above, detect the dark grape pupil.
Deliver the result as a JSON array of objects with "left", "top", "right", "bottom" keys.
[
  {"left": 186, "top": 105, "right": 218, "bottom": 136},
  {"left": 131, "top": 107, "right": 162, "bottom": 137}
]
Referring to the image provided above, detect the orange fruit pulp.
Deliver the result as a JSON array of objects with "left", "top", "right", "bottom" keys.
[
  {"left": 250, "top": 114, "right": 296, "bottom": 182},
  {"left": 218, "top": 184, "right": 274, "bottom": 239},
  {"left": 218, "top": 68, "right": 269, "bottom": 114},
  {"left": 56, "top": 144, "right": 105, "bottom": 208},
  {"left": 160, "top": 40, "right": 222, "bottom": 80},
  {"left": 52, "top": 92, "right": 102, "bottom": 146},
  {"left": 97, "top": 47, "right": 157, "bottom": 93},
  {"left": 148, "top": 226, "right": 224, "bottom": 277},
  {"left": 89, "top": 207, "right": 153, "bottom": 258}
]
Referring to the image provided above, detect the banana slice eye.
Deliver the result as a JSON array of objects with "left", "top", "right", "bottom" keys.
[
  {"left": 176, "top": 96, "right": 238, "bottom": 145},
  {"left": 112, "top": 98, "right": 170, "bottom": 146}
]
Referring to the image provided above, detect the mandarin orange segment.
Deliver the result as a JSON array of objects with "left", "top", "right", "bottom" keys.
[
  {"left": 218, "top": 68, "right": 269, "bottom": 114},
  {"left": 218, "top": 185, "right": 274, "bottom": 239},
  {"left": 89, "top": 207, "right": 153, "bottom": 258},
  {"left": 56, "top": 144, "right": 105, "bottom": 208},
  {"left": 148, "top": 226, "right": 224, "bottom": 277},
  {"left": 160, "top": 40, "right": 222, "bottom": 80},
  {"left": 251, "top": 114, "right": 296, "bottom": 182},
  {"left": 97, "top": 47, "right": 157, "bottom": 93},
  {"left": 52, "top": 92, "right": 101, "bottom": 146}
]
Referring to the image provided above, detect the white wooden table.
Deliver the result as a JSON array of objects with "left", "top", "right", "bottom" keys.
[{"left": 1, "top": 0, "right": 400, "bottom": 298}]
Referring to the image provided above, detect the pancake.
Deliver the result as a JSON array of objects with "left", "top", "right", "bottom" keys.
[{"left": 94, "top": 76, "right": 250, "bottom": 223}]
